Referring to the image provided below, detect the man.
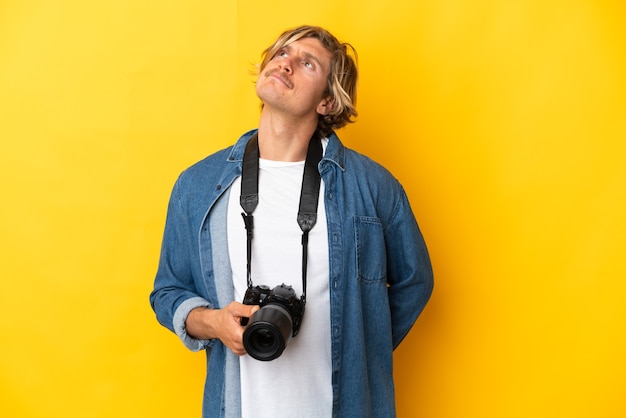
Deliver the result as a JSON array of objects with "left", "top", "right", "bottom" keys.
[{"left": 150, "top": 25, "right": 433, "bottom": 418}]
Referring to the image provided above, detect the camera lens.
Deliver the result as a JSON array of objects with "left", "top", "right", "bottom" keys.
[
  {"left": 248, "top": 327, "right": 281, "bottom": 359},
  {"left": 243, "top": 304, "right": 293, "bottom": 361},
  {"left": 252, "top": 329, "right": 275, "bottom": 350}
]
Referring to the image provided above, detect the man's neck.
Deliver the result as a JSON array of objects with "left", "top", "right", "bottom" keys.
[{"left": 257, "top": 109, "right": 318, "bottom": 162}]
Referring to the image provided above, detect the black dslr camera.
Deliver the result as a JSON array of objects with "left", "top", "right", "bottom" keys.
[{"left": 240, "top": 283, "right": 304, "bottom": 361}]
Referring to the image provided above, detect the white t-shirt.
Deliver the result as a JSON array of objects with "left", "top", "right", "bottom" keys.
[{"left": 227, "top": 155, "right": 332, "bottom": 418}]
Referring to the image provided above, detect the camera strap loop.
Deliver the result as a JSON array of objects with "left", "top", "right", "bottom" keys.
[{"left": 240, "top": 132, "right": 323, "bottom": 304}]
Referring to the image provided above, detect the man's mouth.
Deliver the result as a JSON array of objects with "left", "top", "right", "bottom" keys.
[{"left": 265, "top": 69, "right": 293, "bottom": 89}]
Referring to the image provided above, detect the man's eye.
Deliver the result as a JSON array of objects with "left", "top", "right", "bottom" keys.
[
  {"left": 304, "top": 61, "right": 313, "bottom": 69},
  {"left": 279, "top": 51, "right": 288, "bottom": 57}
]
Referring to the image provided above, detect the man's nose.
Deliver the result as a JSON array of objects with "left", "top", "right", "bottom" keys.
[{"left": 279, "top": 60, "right": 292, "bottom": 74}]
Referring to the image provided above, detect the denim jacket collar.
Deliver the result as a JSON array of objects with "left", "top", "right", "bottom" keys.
[{"left": 226, "top": 128, "right": 346, "bottom": 171}]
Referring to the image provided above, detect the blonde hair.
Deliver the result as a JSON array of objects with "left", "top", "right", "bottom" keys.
[{"left": 258, "top": 25, "right": 358, "bottom": 136}]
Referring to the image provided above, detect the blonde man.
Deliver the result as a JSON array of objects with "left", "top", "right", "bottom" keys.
[{"left": 151, "top": 25, "right": 433, "bottom": 418}]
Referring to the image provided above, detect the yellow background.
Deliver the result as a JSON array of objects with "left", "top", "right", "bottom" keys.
[{"left": 1, "top": 0, "right": 625, "bottom": 416}]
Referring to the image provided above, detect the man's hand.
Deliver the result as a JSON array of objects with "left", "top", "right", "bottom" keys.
[{"left": 185, "top": 302, "right": 260, "bottom": 356}]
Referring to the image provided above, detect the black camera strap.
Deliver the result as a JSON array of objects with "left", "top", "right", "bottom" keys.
[{"left": 240, "top": 132, "right": 323, "bottom": 304}]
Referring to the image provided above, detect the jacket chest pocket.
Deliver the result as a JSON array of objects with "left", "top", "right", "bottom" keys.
[{"left": 354, "top": 216, "right": 387, "bottom": 283}]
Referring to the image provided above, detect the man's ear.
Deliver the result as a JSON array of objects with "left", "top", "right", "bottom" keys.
[{"left": 316, "top": 97, "right": 335, "bottom": 115}]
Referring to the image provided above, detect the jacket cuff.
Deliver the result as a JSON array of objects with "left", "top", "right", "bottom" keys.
[{"left": 173, "top": 297, "right": 214, "bottom": 351}]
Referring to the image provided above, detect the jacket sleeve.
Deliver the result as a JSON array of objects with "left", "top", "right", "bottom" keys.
[
  {"left": 149, "top": 176, "right": 213, "bottom": 351},
  {"left": 385, "top": 186, "right": 434, "bottom": 349}
]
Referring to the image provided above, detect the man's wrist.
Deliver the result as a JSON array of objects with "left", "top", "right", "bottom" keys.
[{"left": 186, "top": 306, "right": 217, "bottom": 340}]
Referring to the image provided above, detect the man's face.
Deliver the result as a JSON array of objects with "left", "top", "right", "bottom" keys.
[{"left": 256, "top": 37, "right": 333, "bottom": 119}]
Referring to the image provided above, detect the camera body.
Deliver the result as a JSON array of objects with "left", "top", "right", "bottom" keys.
[{"left": 241, "top": 283, "right": 304, "bottom": 361}]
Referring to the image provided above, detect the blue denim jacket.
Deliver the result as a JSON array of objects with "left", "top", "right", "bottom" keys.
[{"left": 150, "top": 129, "right": 433, "bottom": 417}]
